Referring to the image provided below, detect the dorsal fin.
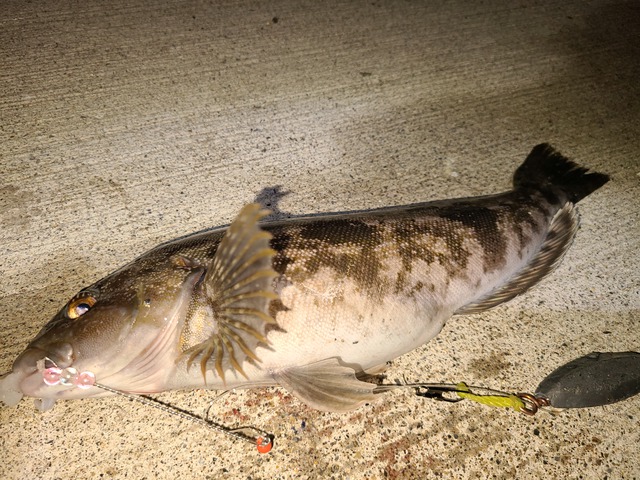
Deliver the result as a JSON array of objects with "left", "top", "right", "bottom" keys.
[
  {"left": 456, "top": 202, "right": 579, "bottom": 315},
  {"left": 179, "top": 204, "right": 279, "bottom": 382}
]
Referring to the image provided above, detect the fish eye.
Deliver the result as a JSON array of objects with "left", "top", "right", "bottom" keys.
[{"left": 67, "top": 294, "right": 97, "bottom": 319}]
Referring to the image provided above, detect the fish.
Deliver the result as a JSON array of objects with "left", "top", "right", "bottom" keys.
[{"left": 0, "top": 144, "right": 609, "bottom": 412}]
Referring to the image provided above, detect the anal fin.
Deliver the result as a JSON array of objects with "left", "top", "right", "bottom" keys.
[
  {"left": 273, "top": 358, "right": 378, "bottom": 412},
  {"left": 456, "top": 202, "right": 579, "bottom": 315}
]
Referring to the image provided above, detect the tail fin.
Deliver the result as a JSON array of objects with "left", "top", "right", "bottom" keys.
[{"left": 513, "top": 144, "right": 610, "bottom": 203}]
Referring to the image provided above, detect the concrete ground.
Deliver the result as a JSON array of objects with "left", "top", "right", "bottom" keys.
[{"left": 1, "top": 0, "right": 638, "bottom": 478}]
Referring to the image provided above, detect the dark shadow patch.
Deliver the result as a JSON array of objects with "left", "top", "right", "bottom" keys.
[
  {"left": 467, "top": 351, "right": 512, "bottom": 380},
  {"left": 253, "top": 185, "right": 292, "bottom": 221}
]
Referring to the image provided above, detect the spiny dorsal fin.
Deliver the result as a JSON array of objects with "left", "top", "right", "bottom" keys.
[
  {"left": 181, "top": 203, "right": 279, "bottom": 383},
  {"left": 273, "top": 358, "right": 378, "bottom": 412},
  {"left": 456, "top": 202, "right": 579, "bottom": 315}
]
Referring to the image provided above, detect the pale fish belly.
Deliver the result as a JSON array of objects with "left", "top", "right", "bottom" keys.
[{"left": 260, "top": 266, "right": 448, "bottom": 373}]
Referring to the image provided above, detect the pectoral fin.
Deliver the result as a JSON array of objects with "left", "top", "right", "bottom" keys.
[
  {"left": 273, "top": 358, "right": 378, "bottom": 412},
  {"left": 180, "top": 204, "right": 279, "bottom": 382}
]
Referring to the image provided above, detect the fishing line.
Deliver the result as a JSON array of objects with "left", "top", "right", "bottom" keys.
[{"left": 38, "top": 358, "right": 273, "bottom": 454}]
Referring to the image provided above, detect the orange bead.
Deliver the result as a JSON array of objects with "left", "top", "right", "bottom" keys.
[{"left": 256, "top": 436, "right": 273, "bottom": 454}]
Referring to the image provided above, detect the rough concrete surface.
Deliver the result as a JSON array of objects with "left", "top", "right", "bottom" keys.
[{"left": 1, "top": 0, "right": 638, "bottom": 479}]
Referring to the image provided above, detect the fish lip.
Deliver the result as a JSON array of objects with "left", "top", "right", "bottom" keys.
[
  {"left": 19, "top": 370, "right": 68, "bottom": 400},
  {"left": 0, "top": 367, "right": 94, "bottom": 410},
  {"left": 12, "top": 344, "right": 73, "bottom": 373},
  {"left": 3, "top": 345, "right": 88, "bottom": 402},
  {"left": 4, "top": 363, "right": 102, "bottom": 404}
]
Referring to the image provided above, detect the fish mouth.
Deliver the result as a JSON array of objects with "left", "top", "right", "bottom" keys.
[{"left": 0, "top": 345, "right": 105, "bottom": 411}]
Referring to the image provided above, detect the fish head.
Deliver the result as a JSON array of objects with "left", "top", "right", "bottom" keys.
[{"left": 1, "top": 256, "right": 205, "bottom": 410}]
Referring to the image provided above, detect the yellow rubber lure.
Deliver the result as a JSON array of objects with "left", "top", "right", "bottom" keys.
[{"left": 455, "top": 382, "right": 526, "bottom": 412}]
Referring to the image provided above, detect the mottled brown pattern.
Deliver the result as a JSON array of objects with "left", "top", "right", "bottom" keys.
[
  {"left": 269, "top": 220, "right": 388, "bottom": 294},
  {"left": 503, "top": 191, "right": 556, "bottom": 252},
  {"left": 391, "top": 217, "right": 470, "bottom": 292},
  {"left": 437, "top": 206, "right": 505, "bottom": 274},
  {"left": 270, "top": 231, "right": 295, "bottom": 275},
  {"left": 199, "top": 190, "right": 569, "bottom": 301},
  {"left": 268, "top": 298, "right": 290, "bottom": 319},
  {"left": 126, "top": 186, "right": 568, "bottom": 311}
]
